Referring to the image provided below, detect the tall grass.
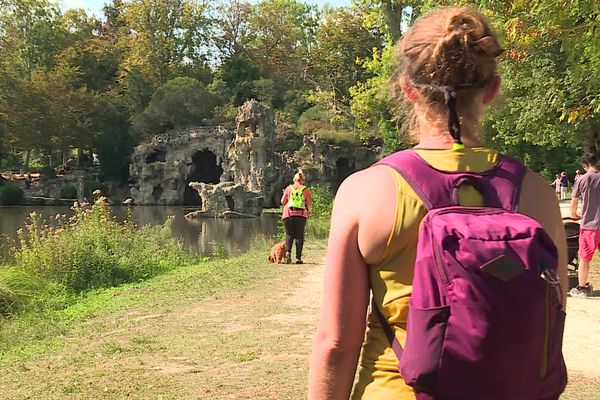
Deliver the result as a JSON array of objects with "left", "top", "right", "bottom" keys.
[
  {"left": 0, "top": 268, "right": 42, "bottom": 315},
  {"left": 0, "top": 197, "right": 192, "bottom": 317},
  {"left": 307, "top": 185, "right": 333, "bottom": 239}
]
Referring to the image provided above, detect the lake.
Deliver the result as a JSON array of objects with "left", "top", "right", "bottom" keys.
[{"left": 0, "top": 205, "right": 280, "bottom": 261}]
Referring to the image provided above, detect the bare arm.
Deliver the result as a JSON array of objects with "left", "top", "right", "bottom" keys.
[
  {"left": 520, "top": 171, "right": 568, "bottom": 309},
  {"left": 281, "top": 186, "right": 288, "bottom": 206},
  {"left": 308, "top": 177, "right": 370, "bottom": 400},
  {"left": 570, "top": 196, "right": 580, "bottom": 220}
]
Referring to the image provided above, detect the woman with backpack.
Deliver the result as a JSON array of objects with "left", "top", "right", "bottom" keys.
[
  {"left": 309, "top": 7, "right": 568, "bottom": 400},
  {"left": 281, "top": 169, "right": 312, "bottom": 264}
]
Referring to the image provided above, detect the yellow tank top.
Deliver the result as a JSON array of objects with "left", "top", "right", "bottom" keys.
[{"left": 351, "top": 147, "right": 499, "bottom": 400}]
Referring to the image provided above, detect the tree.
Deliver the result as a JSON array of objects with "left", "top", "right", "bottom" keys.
[
  {"left": 58, "top": 9, "right": 122, "bottom": 92},
  {"left": 212, "top": 0, "right": 255, "bottom": 59},
  {"left": 132, "top": 77, "right": 218, "bottom": 136},
  {"left": 310, "top": 7, "right": 384, "bottom": 103},
  {"left": 486, "top": 0, "right": 600, "bottom": 154},
  {"left": 95, "top": 91, "right": 135, "bottom": 182},
  {"left": 0, "top": 0, "right": 65, "bottom": 78},
  {"left": 214, "top": 55, "right": 263, "bottom": 105},
  {"left": 249, "top": 0, "right": 318, "bottom": 89},
  {"left": 353, "top": 0, "right": 423, "bottom": 42},
  {"left": 120, "top": 0, "right": 213, "bottom": 85}
]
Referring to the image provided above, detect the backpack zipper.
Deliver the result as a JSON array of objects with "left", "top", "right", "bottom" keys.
[
  {"left": 540, "top": 281, "right": 550, "bottom": 379},
  {"left": 433, "top": 239, "right": 449, "bottom": 285},
  {"left": 431, "top": 206, "right": 507, "bottom": 217}
]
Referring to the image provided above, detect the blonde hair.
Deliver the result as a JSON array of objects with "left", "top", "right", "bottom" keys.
[
  {"left": 390, "top": 7, "right": 501, "bottom": 142},
  {"left": 293, "top": 169, "right": 305, "bottom": 184}
]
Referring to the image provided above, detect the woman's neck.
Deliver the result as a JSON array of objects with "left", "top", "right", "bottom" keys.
[
  {"left": 412, "top": 116, "right": 482, "bottom": 149},
  {"left": 414, "top": 134, "right": 482, "bottom": 149}
]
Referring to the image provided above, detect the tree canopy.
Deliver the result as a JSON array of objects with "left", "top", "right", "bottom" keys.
[{"left": 0, "top": 0, "right": 597, "bottom": 181}]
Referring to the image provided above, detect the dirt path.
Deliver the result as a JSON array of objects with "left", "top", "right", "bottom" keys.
[{"left": 1, "top": 243, "right": 599, "bottom": 399}]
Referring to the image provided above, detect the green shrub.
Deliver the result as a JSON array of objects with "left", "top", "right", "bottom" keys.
[
  {"left": 306, "top": 185, "right": 333, "bottom": 239},
  {"left": 298, "top": 105, "right": 333, "bottom": 135},
  {"left": 298, "top": 105, "right": 329, "bottom": 125},
  {"left": 313, "top": 128, "right": 361, "bottom": 145},
  {"left": 211, "top": 243, "right": 229, "bottom": 260},
  {"left": 296, "top": 145, "right": 312, "bottom": 160},
  {"left": 306, "top": 217, "right": 331, "bottom": 239},
  {"left": 0, "top": 185, "right": 24, "bottom": 205},
  {"left": 60, "top": 184, "right": 78, "bottom": 199},
  {"left": 0, "top": 267, "right": 42, "bottom": 316},
  {"left": 12, "top": 201, "right": 191, "bottom": 292},
  {"left": 310, "top": 185, "right": 333, "bottom": 220},
  {"left": 83, "top": 180, "right": 107, "bottom": 198},
  {"left": 40, "top": 166, "right": 56, "bottom": 182}
]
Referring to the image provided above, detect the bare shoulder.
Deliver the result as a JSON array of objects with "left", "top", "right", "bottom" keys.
[
  {"left": 334, "top": 165, "right": 395, "bottom": 210},
  {"left": 521, "top": 169, "right": 557, "bottom": 203},
  {"left": 519, "top": 169, "right": 561, "bottom": 228},
  {"left": 333, "top": 165, "right": 397, "bottom": 264}
]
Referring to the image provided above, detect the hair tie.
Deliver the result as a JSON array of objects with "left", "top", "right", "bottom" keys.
[
  {"left": 472, "top": 36, "right": 504, "bottom": 57},
  {"left": 444, "top": 88, "right": 462, "bottom": 145},
  {"left": 409, "top": 79, "right": 493, "bottom": 146}
]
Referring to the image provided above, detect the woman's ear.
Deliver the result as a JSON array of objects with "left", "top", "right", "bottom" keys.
[
  {"left": 399, "top": 76, "right": 420, "bottom": 103},
  {"left": 482, "top": 75, "right": 501, "bottom": 105}
]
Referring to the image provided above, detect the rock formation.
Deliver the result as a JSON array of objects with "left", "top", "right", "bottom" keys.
[
  {"left": 129, "top": 126, "right": 232, "bottom": 205},
  {"left": 295, "top": 135, "right": 382, "bottom": 193},
  {"left": 128, "top": 99, "right": 382, "bottom": 216},
  {"left": 184, "top": 182, "right": 263, "bottom": 218}
]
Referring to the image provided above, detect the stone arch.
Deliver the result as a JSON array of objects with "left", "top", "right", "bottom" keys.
[
  {"left": 334, "top": 157, "right": 354, "bottom": 194},
  {"left": 152, "top": 184, "right": 164, "bottom": 202},
  {"left": 145, "top": 149, "right": 166, "bottom": 163},
  {"left": 184, "top": 149, "right": 224, "bottom": 206},
  {"left": 225, "top": 195, "right": 235, "bottom": 211}
]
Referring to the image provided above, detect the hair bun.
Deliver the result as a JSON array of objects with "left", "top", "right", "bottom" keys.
[{"left": 447, "top": 14, "right": 485, "bottom": 42}]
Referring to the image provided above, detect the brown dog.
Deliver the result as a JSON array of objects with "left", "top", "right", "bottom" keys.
[{"left": 268, "top": 241, "right": 287, "bottom": 264}]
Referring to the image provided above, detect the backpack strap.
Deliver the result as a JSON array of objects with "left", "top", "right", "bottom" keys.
[{"left": 376, "top": 149, "right": 526, "bottom": 211}]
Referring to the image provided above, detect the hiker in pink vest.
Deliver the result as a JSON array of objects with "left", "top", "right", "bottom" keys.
[
  {"left": 309, "top": 6, "right": 568, "bottom": 400},
  {"left": 281, "top": 169, "right": 312, "bottom": 264}
]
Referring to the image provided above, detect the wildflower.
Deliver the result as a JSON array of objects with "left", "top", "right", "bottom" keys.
[
  {"left": 73, "top": 201, "right": 79, "bottom": 208},
  {"left": 93, "top": 189, "right": 102, "bottom": 196},
  {"left": 123, "top": 198, "right": 133, "bottom": 205}
]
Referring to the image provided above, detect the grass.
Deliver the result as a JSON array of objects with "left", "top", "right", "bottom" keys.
[
  {"left": 0, "top": 233, "right": 598, "bottom": 398},
  {"left": 0, "top": 236, "right": 280, "bottom": 366},
  {"left": 0, "top": 239, "right": 327, "bottom": 399},
  {"left": 0, "top": 198, "right": 194, "bottom": 327}
]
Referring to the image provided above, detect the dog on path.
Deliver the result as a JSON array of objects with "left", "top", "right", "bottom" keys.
[{"left": 268, "top": 241, "right": 287, "bottom": 264}]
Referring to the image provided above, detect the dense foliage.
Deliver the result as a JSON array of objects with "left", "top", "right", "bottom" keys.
[
  {"left": 0, "top": 0, "right": 598, "bottom": 180},
  {"left": 0, "top": 198, "right": 192, "bottom": 316},
  {"left": 0, "top": 184, "right": 23, "bottom": 205}
]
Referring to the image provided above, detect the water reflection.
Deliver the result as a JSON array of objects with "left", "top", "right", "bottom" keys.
[{"left": 0, "top": 206, "right": 280, "bottom": 260}]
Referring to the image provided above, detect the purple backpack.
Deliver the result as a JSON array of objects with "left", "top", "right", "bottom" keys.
[{"left": 375, "top": 150, "right": 567, "bottom": 400}]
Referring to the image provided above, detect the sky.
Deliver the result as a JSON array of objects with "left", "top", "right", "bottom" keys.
[{"left": 61, "top": 0, "right": 353, "bottom": 16}]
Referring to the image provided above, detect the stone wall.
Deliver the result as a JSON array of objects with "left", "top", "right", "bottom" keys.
[
  {"left": 128, "top": 100, "right": 382, "bottom": 214},
  {"left": 295, "top": 136, "right": 382, "bottom": 194},
  {"left": 129, "top": 126, "right": 233, "bottom": 205}
]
